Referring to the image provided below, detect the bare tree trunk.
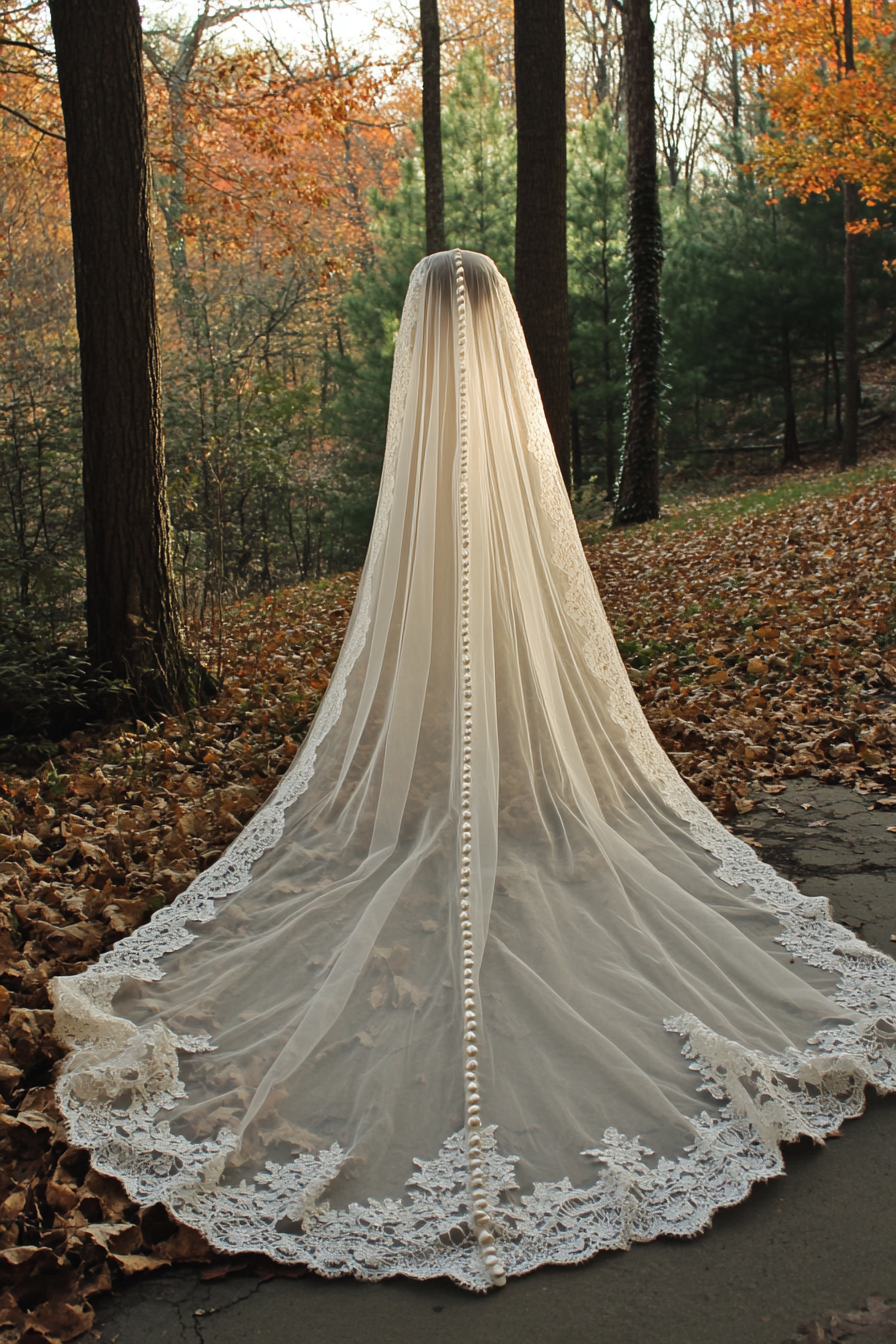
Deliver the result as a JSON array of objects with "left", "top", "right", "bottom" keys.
[
  {"left": 830, "top": 329, "right": 843, "bottom": 442},
  {"left": 420, "top": 0, "right": 445, "bottom": 255},
  {"left": 49, "top": 0, "right": 210, "bottom": 710},
  {"left": 780, "top": 323, "right": 800, "bottom": 466},
  {"left": 614, "top": 0, "right": 663, "bottom": 526},
  {"left": 143, "top": 20, "right": 212, "bottom": 356},
  {"left": 839, "top": 0, "right": 860, "bottom": 469},
  {"left": 728, "top": 0, "right": 741, "bottom": 131},
  {"left": 599, "top": 217, "right": 617, "bottom": 500},
  {"left": 822, "top": 334, "right": 830, "bottom": 434},
  {"left": 841, "top": 178, "right": 860, "bottom": 468},
  {"left": 514, "top": 0, "right": 571, "bottom": 490},
  {"left": 570, "top": 362, "right": 582, "bottom": 486}
]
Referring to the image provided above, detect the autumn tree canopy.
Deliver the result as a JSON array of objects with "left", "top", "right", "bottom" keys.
[
  {"left": 740, "top": 0, "right": 896, "bottom": 469},
  {"left": 740, "top": 0, "right": 896, "bottom": 214}
]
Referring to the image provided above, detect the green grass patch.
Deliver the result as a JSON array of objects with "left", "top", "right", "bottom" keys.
[{"left": 579, "top": 454, "right": 896, "bottom": 547}]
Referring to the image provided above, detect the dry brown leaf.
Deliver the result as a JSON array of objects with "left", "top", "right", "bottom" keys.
[{"left": 586, "top": 476, "right": 896, "bottom": 808}]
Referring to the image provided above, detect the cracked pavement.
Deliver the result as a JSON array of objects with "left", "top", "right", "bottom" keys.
[
  {"left": 735, "top": 777, "right": 896, "bottom": 954},
  {"left": 94, "top": 781, "right": 896, "bottom": 1344}
]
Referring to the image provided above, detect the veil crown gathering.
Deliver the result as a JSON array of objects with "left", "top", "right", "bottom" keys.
[{"left": 49, "top": 249, "right": 896, "bottom": 1290}]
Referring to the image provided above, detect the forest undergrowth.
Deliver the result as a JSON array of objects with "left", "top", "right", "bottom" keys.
[{"left": 0, "top": 449, "right": 895, "bottom": 1341}]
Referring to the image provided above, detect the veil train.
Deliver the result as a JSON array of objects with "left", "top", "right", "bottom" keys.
[{"left": 50, "top": 250, "right": 896, "bottom": 1290}]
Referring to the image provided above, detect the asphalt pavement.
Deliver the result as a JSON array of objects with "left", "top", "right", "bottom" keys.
[{"left": 94, "top": 779, "right": 896, "bottom": 1344}]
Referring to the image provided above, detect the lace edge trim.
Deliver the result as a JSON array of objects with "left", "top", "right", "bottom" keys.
[{"left": 51, "top": 1009, "right": 895, "bottom": 1292}]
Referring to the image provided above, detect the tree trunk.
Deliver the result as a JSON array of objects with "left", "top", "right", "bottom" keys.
[
  {"left": 613, "top": 0, "right": 663, "bottom": 526},
  {"left": 420, "top": 0, "right": 445, "bottom": 255},
  {"left": 601, "top": 228, "right": 616, "bottom": 499},
  {"left": 570, "top": 361, "right": 583, "bottom": 487},
  {"left": 514, "top": 0, "right": 571, "bottom": 490},
  {"left": 143, "top": 20, "right": 213, "bottom": 357},
  {"left": 840, "top": 178, "right": 860, "bottom": 469},
  {"left": 839, "top": 0, "right": 859, "bottom": 470},
  {"left": 49, "top": 0, "right": 210, "bottom": 710},
  {"left": 780, "top": 323, "right": 800, "bottom": 466},
  {"left": 822, "top": 335, "right": 830, "bottom": 434},
  {"left": 831, "top": 329, "right": 843, "bottom": 441},
  {"left": 728, "top": 0, "right": 741, "bottom": 131}
]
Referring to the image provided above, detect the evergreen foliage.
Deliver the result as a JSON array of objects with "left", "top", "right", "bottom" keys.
[
  {"left": 568, "top": 108, "right": 628, "bottom": 495},
  {"left": 337, "top": 84, "right": 894, "bottom": 537},
  {"left": 663, "top": 166, "right": 894, "bottom": 461},
  {"left": 335, "top": 48, "right": 515, "bottom": 533}
]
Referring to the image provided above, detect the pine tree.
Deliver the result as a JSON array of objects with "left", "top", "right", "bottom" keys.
[
  {"left": 335, "top": 49, "right": 516, "bottom": 537},
  {"left": 662, "top": 172, "right": 846, "bottom": 461}
]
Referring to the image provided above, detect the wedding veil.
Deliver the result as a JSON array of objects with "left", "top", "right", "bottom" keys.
[{"left": 51, "top": 250, "right": 896, "bottom": 1289}]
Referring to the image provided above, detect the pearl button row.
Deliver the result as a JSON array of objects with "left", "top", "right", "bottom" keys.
[{"left": 453, "top": 249, "right": 506, "bottom": 1288}]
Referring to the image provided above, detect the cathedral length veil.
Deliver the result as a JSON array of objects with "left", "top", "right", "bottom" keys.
[{"left": 52, "top": 250, "right": 896, "bottom": 1290}]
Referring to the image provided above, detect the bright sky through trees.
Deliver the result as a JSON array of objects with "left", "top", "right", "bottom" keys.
[{"left": 139, "top": 0, "right": 396, "bottom": 64}]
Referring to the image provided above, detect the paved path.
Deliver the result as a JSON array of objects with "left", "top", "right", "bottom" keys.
[{"left": 94, "top": 781, "right": 896, "bottom": 1344}]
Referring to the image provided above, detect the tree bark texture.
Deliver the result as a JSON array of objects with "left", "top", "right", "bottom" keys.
[
  {"left": 514, "top": 0, "right": 571, "bottom": 490},
  {"left": 839, "top": 0, "right": 859, "bottom": 469},
  {"left": 49, "top": 0, "right": 207, "bottom": 708},
  {"left": 420, "top": 0, "right": 445, "bottom": 255},
  {"left": 840, "top": 180, "right": 860, "bottom": 468},
  {"left": 613, "top": 0, "right": 663, "bottom": 526}
]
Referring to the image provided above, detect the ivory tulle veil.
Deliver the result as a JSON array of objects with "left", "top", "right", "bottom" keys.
[{"left": 51, "top": 250, "right": 896, "bottom": 1290}]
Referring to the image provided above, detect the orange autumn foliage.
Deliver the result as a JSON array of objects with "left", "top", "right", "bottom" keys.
[
  {"left": 0, "top": 6, "right": 68, "bottom": 276},
  {"left": 0, "top": 8, "right": 77, "bottom": 501},
  {"left": 0, "top": 8, "right": 398, "bottom": 374},
  {"left": 739, "top": 0, "right": 896, "bottom": 217},
  {"left": 145, "top": 36, "right": 394, "bottom": 274}
]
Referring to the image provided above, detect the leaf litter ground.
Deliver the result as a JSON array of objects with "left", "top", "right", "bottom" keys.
[{"left": 0, "top": 461, "right": 894, "bottom": 1341}]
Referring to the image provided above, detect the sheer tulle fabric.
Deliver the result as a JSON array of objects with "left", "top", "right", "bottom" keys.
[{"left": 51, "top": 251, "right": 896, "bottom": 1290}]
